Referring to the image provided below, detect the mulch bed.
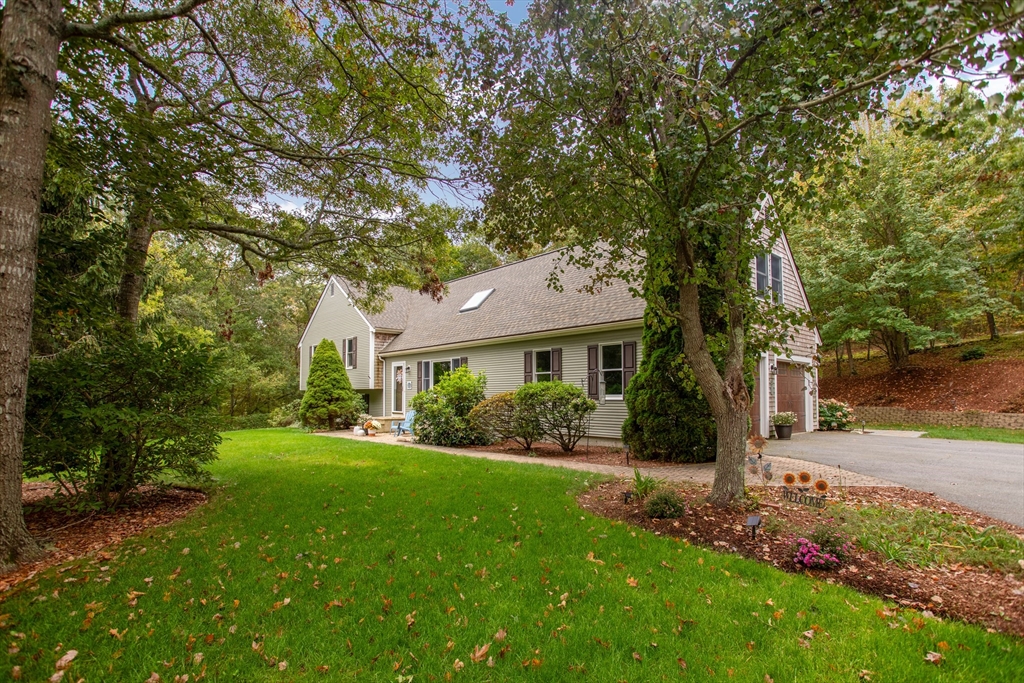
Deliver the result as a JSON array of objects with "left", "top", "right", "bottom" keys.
[
  {"left": 0, "top": 483, "right": 207, "bottom": 595},
  {"left": 820, "top": 358, "right": 1024, "bottom": 413},
  {"left": 467, "top": 440, "right": 685, "bottom": 468},
  {"left": 577, "top": 481, "right": 1024, "bottom": 638}
]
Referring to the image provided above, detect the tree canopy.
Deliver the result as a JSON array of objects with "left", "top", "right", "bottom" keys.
[{"left": 457, "top": 0, "right": 1024, "bottom": 504}]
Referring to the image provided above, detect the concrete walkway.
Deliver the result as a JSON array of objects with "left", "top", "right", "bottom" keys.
[
  {"left": 317, "top": 430, "right": 896, "bottom": 488},
  {"left": 768, "top": 431, "right": 1024, "bottom": 526}
]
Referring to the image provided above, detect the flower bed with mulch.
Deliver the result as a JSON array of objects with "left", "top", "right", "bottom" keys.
[
  {"left": 0, "top": 483, "right": 207, "bottom": 594},
  {"left": 466, "top": 439, "right": 691, "bottom": 468},
  {"left": 577, "top": 481, "right": 1024, "bottom": 638}
]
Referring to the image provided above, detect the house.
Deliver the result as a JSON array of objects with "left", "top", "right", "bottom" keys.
[{"left": 298, "top": 241, "right": 820, "bottom": 442}]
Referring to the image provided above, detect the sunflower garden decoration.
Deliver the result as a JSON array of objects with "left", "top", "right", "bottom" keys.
[{"left": 780, "top": 469, "right": 830, "bottom": 509}]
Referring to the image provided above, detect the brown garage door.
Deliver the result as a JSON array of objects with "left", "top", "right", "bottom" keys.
[
  {"left": 776, "top": 362, "right": 807, "bottom": 433},
  {"left": 749, "top": 375, "right": 761, "bottom": 437}
]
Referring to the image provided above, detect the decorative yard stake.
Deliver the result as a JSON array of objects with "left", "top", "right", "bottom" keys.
[{"left": 780, "top": 471, "right": 830, "bottom": 509}]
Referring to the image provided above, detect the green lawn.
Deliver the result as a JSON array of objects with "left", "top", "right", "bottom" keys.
[
  {"left": 866, "top": 423, "right": 1024, "bottom": 444},
  {"left": 4, "top": 430, "right": 1022, "bottom": 681}
]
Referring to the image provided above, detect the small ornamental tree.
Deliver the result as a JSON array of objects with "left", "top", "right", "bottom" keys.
[
  {"left": 518, "top": 381, "right": 597, "bottom": 453},
  {"left": 412, "top": 367, "right": 489, "bottom": 447},
  {"left": 299, "top": 340, "right": 361, "bottom": 430}
]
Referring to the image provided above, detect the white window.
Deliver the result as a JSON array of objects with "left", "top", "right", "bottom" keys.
[
  {"left": 422, "top": 359, "right": 449, "bottom": 390},
  {"left": 601, "top": 344, "right": 623, "bottom": 397},
  {"left": 756, "top": 254, "right": 783, "bottom": 302},
  {"left": 343, "top": 338, "right": 356, "bottom": 369},
  {"left": 309, "top": 344, "right": 317, "bottom": 364}
]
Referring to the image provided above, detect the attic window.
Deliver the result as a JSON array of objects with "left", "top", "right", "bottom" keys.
[{"left": 459, "top": 288, "right": 495, "bottom": 312}]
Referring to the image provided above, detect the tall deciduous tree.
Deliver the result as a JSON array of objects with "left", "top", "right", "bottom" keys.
[
  {"left": 460, "top": 0, "right": 1023, "bottom": 505},
  {"left": 0, "top": 0, "right": 469, "bottom": 568}
]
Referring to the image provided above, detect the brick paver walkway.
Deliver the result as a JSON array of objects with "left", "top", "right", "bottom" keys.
[{"left": 318, "top": 430, "right": 896, "bottom": 488}]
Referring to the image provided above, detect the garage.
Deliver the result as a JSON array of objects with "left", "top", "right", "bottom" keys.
[{"left": 775, "top": 362, "right": 807, "bottom": 432}]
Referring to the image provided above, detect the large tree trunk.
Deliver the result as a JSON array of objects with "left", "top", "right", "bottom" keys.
[
  {"left": 0, "top": 0, "right": 63, "bottom": 570},
  {"left": 675, "top": 271, "right": 749, "bottom": 506},
  {"left": 115, "top": 207, "right": 155, "bottom": 324},
  {"left": 845, "top": 339, "right": 856, "bottom": 375}
]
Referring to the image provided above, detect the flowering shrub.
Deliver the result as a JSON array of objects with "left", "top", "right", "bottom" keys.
[
  {"left": 790, "top": 527, "right": 854, "bottom": 569},
  {"left": 818, "top": 398, "right": 856, "bottom": 431}
]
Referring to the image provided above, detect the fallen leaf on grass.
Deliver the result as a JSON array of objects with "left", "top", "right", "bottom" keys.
[
  {"left": 470, "top": 643, "right": 490, "bottom": 663},
  {"left": 12, "top": 666, "right": 22, "bottom": 680},
  {"left": 55, "top": 650, "right": 78, "bottom": 670},
  {"left": 453, "top": 659, "right": 464, "bottom": 672},
  {"left": 632, "top": 652, "right": 642, "bottom": 662},
  {"left": 677, "top": 658, "right": 687, "bottom": 670},
  {"left": 146, "top": 675, "right": 161, "bottom": 683},
  {"left": 48, "top": 673, "right": 64, "bottom": 683},
  {"left": 626, "top": 576, "right": 638, "bottom": 587},
  {"left": 924, "top": 652, "right": 943, "bottom": 665},
  {"left": 494, "top": 628, "right": 507, "bottom": 642},
  {"left": 278, "top": 661, "right": 287, "bottom": 671},
  {"left": 192, "top": 653, "right": 203, "bottom": 665}
]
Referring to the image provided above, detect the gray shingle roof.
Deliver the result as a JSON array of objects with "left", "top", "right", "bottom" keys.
[{"left": 368, "top": 250, "right": 645, "bottom": 355}]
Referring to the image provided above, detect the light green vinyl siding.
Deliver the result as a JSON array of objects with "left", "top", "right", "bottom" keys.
[
  {"left": 299, "top": 278, "right": 374, "bottom": 391},
  {"left": 382, "top": 326, "right": 643, "bottom": 439}
]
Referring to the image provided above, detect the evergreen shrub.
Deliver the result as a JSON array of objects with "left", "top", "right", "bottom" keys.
[
  {"left": 469, "top": 391, "right": 543, "bottom": 449},
  {"left": 411, "top": 367, "right": 490, "bottom": 446},
  {"left": 299, "top": 340, "right": 362, "bottom": 429},
  {"left": 518, "top": 381, "right": 596, "bottom": 452},
  {"left": 644, "top": 489, "right": 687, "bottom": 519},
  {"left": 24, "top": 333, "right": 221, "bottom": 508}
]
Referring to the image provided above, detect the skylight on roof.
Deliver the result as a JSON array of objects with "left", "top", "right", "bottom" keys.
[{"left": 459, "top": 288, "right": 495, "bottom": 312}]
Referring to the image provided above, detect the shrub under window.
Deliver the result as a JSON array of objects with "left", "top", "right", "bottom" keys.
[{"left": 412, "top": 367, "right": 490, "bottom": 447}]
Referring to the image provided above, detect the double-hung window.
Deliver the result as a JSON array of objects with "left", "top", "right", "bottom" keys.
[
  {"left": 343, "top": 338, "right": 356, "bottom": 369},
  {"left": 309, "top": 344, "right": 317, "bottom": 364},
  {"left": 601, "top": 344, "right": 624, "bottom": 397},
  {"left": 756, "top": 254, "right": 783, "bottom": 302},
  {"left": 422, "top": 358, "right": 460, "bottom": 390},
  {"left": 534, "top": 350, "right": 552, "bottom": 382}
]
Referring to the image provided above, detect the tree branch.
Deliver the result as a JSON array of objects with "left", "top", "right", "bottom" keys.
[{"left": 63, "top": 0, "right": 215, "bottom": 39}]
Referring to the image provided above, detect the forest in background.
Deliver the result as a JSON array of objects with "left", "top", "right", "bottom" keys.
[{"left": 787, "top": 89, "right": 1024, "bottom": 372}]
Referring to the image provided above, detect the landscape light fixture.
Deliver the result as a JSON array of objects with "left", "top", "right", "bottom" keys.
[{"left": 745, "top": 515, "right": 762, "bottom": 539}]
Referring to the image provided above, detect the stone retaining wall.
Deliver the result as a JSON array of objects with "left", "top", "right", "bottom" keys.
[{"left": 852, "top": 405, "right": 1024, "bottom": 430}]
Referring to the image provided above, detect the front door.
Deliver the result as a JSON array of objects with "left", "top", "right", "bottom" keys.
[{"left": 392, "top": 364, "right": 405, "bottom": 414}]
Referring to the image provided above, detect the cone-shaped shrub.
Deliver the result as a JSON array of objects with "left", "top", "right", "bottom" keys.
[{"left": 300, "top": 340, "right": 361, "bottom": 429}]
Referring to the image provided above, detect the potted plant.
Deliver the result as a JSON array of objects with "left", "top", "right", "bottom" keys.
[
  {"left": 772, "top": 411, "right": 797, "bottom": 439},
  {"left": 363, "top": 418, "right": 382, "bottom": 436}
]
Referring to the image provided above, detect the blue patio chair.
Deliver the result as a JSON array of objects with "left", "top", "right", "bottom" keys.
[{"left": 392, "top": 410, "right": 416, "bottom": 437}]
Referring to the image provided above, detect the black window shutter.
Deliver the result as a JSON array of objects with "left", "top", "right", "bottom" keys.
[
  {"left": 523, "top": 351, "right": 533, "bottom": 384},
  {"left": 460, "top": 356, "right": 468, "bottom": 369},
  {"left": 586, "top": 345, "right": 599, "bottom": 399},
  {"left": 416, "top": 361, "right": 423, "bottom": 393},
  {"left": 551, "top": 348, "right": 562, "bottom": 381},
  {"left": 623, "top": 341, "right": 637, "bottom": 389},
  {"left": 352, "top": 337, "right": 357, "bottom": 368}
]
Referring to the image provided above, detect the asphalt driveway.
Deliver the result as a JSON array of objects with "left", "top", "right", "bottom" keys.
[{"left": 769, "top": 431, "right": 1024, "bottom": 527}]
